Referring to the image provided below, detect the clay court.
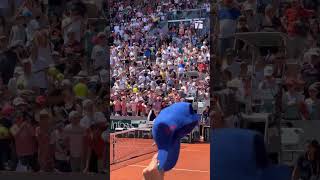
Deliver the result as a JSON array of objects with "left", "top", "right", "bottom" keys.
[{"left": 111, "top": 143, "right": 210, "bottom": 180}]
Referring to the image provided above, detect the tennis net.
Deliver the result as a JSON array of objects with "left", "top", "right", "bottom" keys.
[{"left": 110, "top": 128, "right": 157, "bottom": 165}]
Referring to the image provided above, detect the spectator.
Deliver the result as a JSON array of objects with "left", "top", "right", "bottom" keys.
[
  {"left": 215, "top": 0, "right": 241, "bottom": 57},
  {"left": 83, "top": 120, "right": 106, "bottom": 173},
  {"left": 305, "top": 83, "right": 320, "bottom": 120},
  {"left": 51, "top": 123, "right": 70, "bottom": 172},
  {"left": 284, "top": 0, "right": 315, "bottom": 58},
  {"left": 35, "top": 109, "right": 54, "bottom": 172},
  {"left": 282, "top": 78, "right": 307, "bottom": 120},
  {"left": 9, "top": 15, "right": 26, "bottom": 48},
  {"left": 10, "top": 98, "right": 37, "bottom": 172},
  {"left": 258, "top": 66, "right": 278, "bottom": 113},
  {"left": 64, "top": 111, "right": 85, "bottom": 172},
  {"left": 0, "top": 0, "right": 109, "bottom": 175},
  {"left": 91, "top": 32, "right": 108, "bottom": 71},
  {"left": 292, "top": 140, "right": 320, "bottom": 180}
]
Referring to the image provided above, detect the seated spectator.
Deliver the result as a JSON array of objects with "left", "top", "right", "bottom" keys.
[
  {"left": 305, "top": 82, "right": 320, "bottom": 120},
  {"left": 282, "top": 78, "right": 307, "bottom": 120}
]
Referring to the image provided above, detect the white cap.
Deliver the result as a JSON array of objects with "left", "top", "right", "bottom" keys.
[
  {"left": 264, "top": 66, "right": 274, "bottom": 76},
  {"left": 100, "top": 69, "right": 108, "bottom": 83},
  {"left": 82, "top": 99, "right": 93, "bottom": 108},
  {"left": 90, "top": 76, "right": 99, "bottom": 82},
  {"left": 13, "top": 97, "right": 27, "bottom": 106},
  {"left": 14, "top": 66, "right": 24, "bottom": 75},
  {"left": 61, "top": 79, "right": 71, "bottom": 87},
  {"left": 69, "top": 111, "right": 80, "bottom": 119},
  {"left": 244, "top": 3, "right": 254, "bottom": 11},
  {"left": 227, "top": 79, "right": 242, "bottom": 88},
  {"left": 39, "top": 109, "right": 50, "bottom": 116}
]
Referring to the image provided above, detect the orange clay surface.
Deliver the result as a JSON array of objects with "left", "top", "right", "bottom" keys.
[{"left": 111, "top": 143, "right": 210, "bottom": 180}]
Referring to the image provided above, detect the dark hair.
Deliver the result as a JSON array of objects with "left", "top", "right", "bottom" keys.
[
  {"left": 311, "top": 140, "right": 319, "bottom": 148},
  {"left": 0, "top": 16, "right": 6, "bottom": 26}
]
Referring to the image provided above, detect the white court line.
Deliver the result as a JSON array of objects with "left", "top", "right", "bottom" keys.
[
  {"left": 181, "top": 149, "right": 206, "bottom": 152},
  {"left": 128, "top": 165, "right": 209, "bottom": 173}
]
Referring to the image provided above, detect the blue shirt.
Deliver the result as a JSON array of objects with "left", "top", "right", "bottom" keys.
[{"left": 218, "top": 5, "right": 241, "bottom": 38}]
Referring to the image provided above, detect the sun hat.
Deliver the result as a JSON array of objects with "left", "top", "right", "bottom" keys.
[
  {"left": 89, "top": 76, "right": 99, "bottom": 83},
  {"left": 22, "top": 58, "right": 32, "bottom": 64},
  {"left": 14, "top": 67, "right": 24, "bottom": 75},
  {"left": 39, "top": 109, "right": 50, "bottom": 119},
  {"left": 61, "top": 79, "right": 72, "bottom": 87},
  {"left": 13, "top": 97, "right": 27, "bottom": 106},
  {"left": 152, "top": 102, "right": 200, "bottom": 171},
  {"left": 82, "top": 99, "right": 93, "bottom": 108},
  {"left": 74, "top": 70, "right": 88, "bottom": 80},
  {"left": 227, "top": 78, "right": 242, "bottom": 88},
  {"left": 243, "top": 3, "right": 254, "bottom": 11},
  {"left": 69, "top": 111, "right": 80, "bottom": 120},
  {"left": 212, "top": 128, "right": 292, "bottom": 180},
  {"left": 309, "top": 82, "right": 320, "bottom": 91}
]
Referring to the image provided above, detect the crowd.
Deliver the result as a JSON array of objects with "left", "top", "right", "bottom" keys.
[
  {"left": 0, "top": 0, "right": 108, "bottom": 174},
  {"left": 213, "top": 0, "right": 320, "bottom": 179},
  {"left": 109, "top": 0, "right": 210, "bottom": 118},
  {"left": 213, "top": 0, "right": 320, "bottom": 122}
]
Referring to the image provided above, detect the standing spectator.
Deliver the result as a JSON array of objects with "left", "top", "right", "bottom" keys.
[
  {"left": 91, "top": 32, "right": 108, "bottom": 71},
  {"left": 80, "top": 99, "right": 106, "bottom": 129},
  {"left": 64, "top": 111, "right": 85, "bottom": 172},
  {"left": 215, "top": 0, "right": 241, "bottom": 57},
  {"left": 258, "top": 66, "right": 278, "bottom": 113},
  {"left": 35, "top": 109, "right": 54, "bottom": 172},
  {"left": 83, "top": 121, "right": 106, "bottom": 173},
  {"left": 10, "top": 98, "right": 37, "bottom": 172},
  {"left": 259, "top": 5, "right": 284, "bottom": 32},
  {"left": 51, "top": 123, "right": 70, "bottom": 172},
  {"left": 292, "top": 140, "right": 320, "bottom": 180},
  {"left": 9, "top": 15, "right": 26, "bottom": 48},
  {"left": 284, "top": 0, "right": 315, "bottom": 59},
  {"left": 0, "top": 16, "right": 8, "bottom": 36},
  {"left": 83, "top": 22, "right": 97, "bottom": 71},
  {"left": 305, "top": 83, "right": 320, "bottom": 120},
  {"left": 282, "top": 78, "right": 307, "bottom": 120},
  {"left": 0, "top": 104, "right": 14, "bottom": 170}
]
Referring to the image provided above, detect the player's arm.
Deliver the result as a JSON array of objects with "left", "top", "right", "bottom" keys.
[
  {"left": 292, "top": 155, "right": 303, "bottom": 180},
  {"left": 291, "top": 165, "right": 300, "bottom": 180}
]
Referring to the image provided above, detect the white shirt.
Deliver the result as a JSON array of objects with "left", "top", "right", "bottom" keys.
[
  {"left": 91, "top": 44, "right": 107, "bottom": 68},
  {"left": 80, "top": 112, "right": 107, "bottom": 129},
  {"left": 64, "top": 124, "right": 85, "bottom": 158}
]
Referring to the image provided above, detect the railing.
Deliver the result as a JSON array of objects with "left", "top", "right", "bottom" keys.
[{"left": 166, "top": 8, "right": 209, "bottom": 21}]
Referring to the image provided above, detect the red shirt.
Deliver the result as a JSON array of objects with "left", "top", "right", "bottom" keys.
[
  {"left": 136, "top": 102, "right": 142, "bottom": 112},
  {"left": 13, "top": 121, "right": 37, "bottom": 157},
  {"left": 285, "top": 7, "right": 314, "bottom": 36},
  {"left": 85, "top": 124, "right": 106, "bottom": 159},
  {"left": 114, "top": 100, "right": 121, "bottom": 112},
  {"left": 121, "top": 101, "right": 127, "bottom": 114},
  {"left": 36, "top": 127, "right": 54, "bottom": 171}
]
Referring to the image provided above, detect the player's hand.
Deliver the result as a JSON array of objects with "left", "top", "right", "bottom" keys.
[{"left": 142, "top": 153, "right": 164, "bottom": 180}]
